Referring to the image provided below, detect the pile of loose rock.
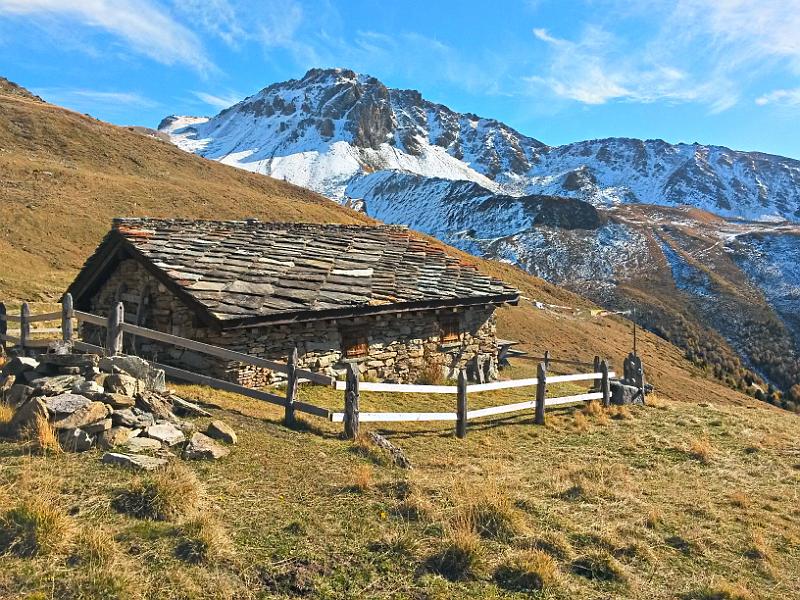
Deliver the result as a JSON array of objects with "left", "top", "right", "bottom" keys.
[{"left": 1, "top": 349, "right": 237, "bottom": 470}]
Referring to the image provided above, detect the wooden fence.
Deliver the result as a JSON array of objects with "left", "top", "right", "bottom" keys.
[{"left": 1, "top": 296, "right": 616, "bottom": 440}]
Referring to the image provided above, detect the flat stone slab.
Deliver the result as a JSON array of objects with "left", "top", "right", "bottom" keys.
[
  {"left": 1, "top": 357, "right": 39, "bottom": 378},
  {"left": 136, "top": 391, "right": 174, "bottom": 421},
  {"left": 31, "top": 374, "right": 85, "bottom": 396},
  {"left": 183, "top": 432, "right": 229, "bottom": 460},
  {"left": 104, "top": 373, "right": 138, "bottom": 396},
  {"left": 83, "top": 418, "right": 113, "bottom": 435},
  {"left": 206, "top": 420, "right": 237, "bottom": 445},
  {"left": 99, "top": 356, "right": 165, "bottom": 392},
  {"left": 72, "top": 380, "right": 105, "bottom": 396},
  {"left": 37, "top": 353, "right": 99, "bottom": 369},
  {"left": 97, "top": 393, "right": 136, "bottom": 409},
  {"left": 112, "top": 408, "right": 155, "bottom": 429},
  {"left": 53, "top": 402, "right": 111, "bottom": 430},
  {"left": 98, "top": 426, "right": 141, "bottom": 450},
  {"left": 9, "top": 397, "right": 48, "bottom": 432},
  {"left": 145, "top": 422, "right": 185, "bottom": 446},
  {"left": 6, "top": 384, "right": 34, "bottom": 408},
  {"left": 102, "top": 452, "right": 167, "bottom": 471},
  {"left": 125, "top": 436, "right": 163, "bottom": 452},
  {"left": 44, "top": 393, "right": 91, "bottom": 415},
  {"left": 170, "top": 395, "right": 211, "bottom": 417}
]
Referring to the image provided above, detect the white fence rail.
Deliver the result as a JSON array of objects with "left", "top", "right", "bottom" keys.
[{"left": 2, "top": 296, "right": 618, "bottom": 439}]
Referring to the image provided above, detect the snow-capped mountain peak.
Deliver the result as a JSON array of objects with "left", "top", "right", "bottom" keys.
[{"left": 160, "top": 67, "right": 800, "bottom": 223}]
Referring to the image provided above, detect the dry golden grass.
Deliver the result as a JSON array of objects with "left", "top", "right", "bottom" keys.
[
  {"left": 521, "top": 529, "right": 576, "bottom": 561},
  {"left": 176, "top": 514, "right": 234, "bottom": 565},
  {"left": 743, "top": 531, "right": 774, "bottom": 565},
  {"left": 425, "top": 519, "right": 485, "bottom": 581},
  {"left": 570, "top": 549, "right": 628, "bottom": 584},
  {"left": 688, "top": 435, "right": 716, "bottom": 464},
  {"left": 0, "top": 495, "right": 73, "bottom": 557},
  {"left": 557, "top": 462, "right": 632, "bottom": 502},
  {"left": 20, "top": 414, "right": 62, "bottom": 454},
  {"left": 70, "top": 527, "right": 120, "bottom": 568},
  {"left": 455, "top": 480, "right": 527, "bottom": 541},
  {"left": 685, "top": 580, "right": 755, "bottom": 600},
  {"left": 415, "top": 361, "right": 447, "bottom": 385},
  {"left": 729, "top": 491, "right": 750, "bottom": 509},
  {"left": 494, "top": 549, "right": 560, "bottom": 592},
  {"left": 350, "top": 464, "right": 375, "bottom": 493},
  {"left": 609, "top": 405, "right": 634, "bottom": 420},
  {"left": 113, "top": 463, "right": 201, "bottom": 522},
  {"left": 0, "top": 402, "right": 13, "bottom": 436},
  {"left": 572, "top": 411, "right": 591, "bottom": 432},
  {"left": 582, "top": 399, "right": 603, "bottom": 417}
]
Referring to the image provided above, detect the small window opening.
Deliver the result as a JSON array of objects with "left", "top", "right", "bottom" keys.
[
  {"left": 341, "top": 327, "right": 369, "bottom": 358},
  {"left": 439, "top": 314, "right": 461, "bottom": 343}
]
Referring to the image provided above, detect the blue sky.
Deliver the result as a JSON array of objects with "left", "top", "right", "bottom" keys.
[{"left": 1, "top": 0, "right": 799, "bottom": 158}]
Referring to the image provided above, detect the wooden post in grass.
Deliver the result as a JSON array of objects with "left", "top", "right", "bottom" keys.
[
  {"left": 535, "top": 361, "right": 547, "bottom": 425},
  {"left": 284, "top": 346, "right": 298, "bottom": 427},
  {"left": 543, "top": 350, "right": 550, "bottom": 370},
  {"left": 61, "top": 293, "right": 73, "bottom": 343},
  {"left": 456, "top": 369, "right": 468, "bottom": 439},
  {"left": 105, "top": 301, "right": 124, "bottom": 357},
  {"left": 0, "top": 302, "right": 6, "bottom": 354},
  {"left": 600, "top": 359, "right": 611, "bottom": 408},
  {"left": 20, "top": 303, "right": 30, "bottom": 356},
  {"left": 592, "top": 355, "right": 601, "bottom": 391},
  {"left": 344, "top": 363, "right": 360, "bottom": 439}
]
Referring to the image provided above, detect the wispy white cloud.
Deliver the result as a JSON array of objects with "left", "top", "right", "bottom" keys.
[
  {"left": 526, "top": 25, "right": 717, "bottom": 107},
  {"left": 755, "top": 88, "right": 800, "bottom": 107},
  {"left": 34, "top": 87, "right": 158, "bottom": 112},
  {"left": 527, "top": 0, "right": 800, "bottom": 111},
  {"left": 0, "top": 0, "right": 213, "bottom": 72},
  {"left": 192, "top": 90, "right": 243, "bottom": 109}
]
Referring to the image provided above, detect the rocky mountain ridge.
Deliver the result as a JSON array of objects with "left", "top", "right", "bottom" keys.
[{"left": 161, "top": 68, "right": 800, "bottom": 222}]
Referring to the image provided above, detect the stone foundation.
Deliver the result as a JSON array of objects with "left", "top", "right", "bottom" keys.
[{"left": 85, "top": 259, "right": 500, "bottom": 386}]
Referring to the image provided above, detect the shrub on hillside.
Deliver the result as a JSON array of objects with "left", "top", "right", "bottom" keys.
[
  {"left": 0, "top": 496, "right": 72, "bottom": 557},
  {"left": 175, "top": 514, "right": 233, "bottom": 564},
  {"left": 494, "top": 549, "right": 559, "bottom": 592},
  {"left": 113, "top": 463, "right": 201, "bottom": 521}
]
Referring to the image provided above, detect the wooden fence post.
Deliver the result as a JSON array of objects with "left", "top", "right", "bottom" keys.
[
  {"left": 105, "top": 301, "right": 124, "bottom": 356},
  {"left": 600, "top": 359, "right": 611, "bottom": 408},
  {"left": 344, "top": 363, "right": 360, "bottom": 439},
  {"left": 0, "top": 302, "right": 6, "bottom": 354},
  {"left": 544, "top": 350, "right": 550, "bottom": 370},
  {"left": 456, "top": 369, "right": 468, "bottom": 439},
  {"left": 284, "top": 346, "right": 298, "bottom": 427},
  {"left": 61, "top": 293, "right": 74, "bottom": 342},
  {"left": 535, "top": 361, "right": 547, "bottom": 425},
  {"left": 592, "top": 355, "right": 601, "bottom": 391},
  {"left": 20, "top": 303, "right": 30, "bottom": 357}
]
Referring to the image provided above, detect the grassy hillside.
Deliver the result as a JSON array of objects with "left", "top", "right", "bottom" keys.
[
  {"left": 2, "top": 77, "right": 799, "bottom": 599},
  {"left": 0, "top": 80, "right": 369, "bottom": 300},
  {"left": 2, "top": 379, "right": 800, "bottom": 599}
]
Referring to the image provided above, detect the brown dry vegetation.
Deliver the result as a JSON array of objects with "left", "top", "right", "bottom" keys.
[
  {"left": 1, "top": 379, "right": 800, "bottom": 598},
  {"left": 0, "top": 86, "right": 370, "bottom": 301}
]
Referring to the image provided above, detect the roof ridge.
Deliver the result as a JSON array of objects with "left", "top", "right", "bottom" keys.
[{"left": 111, "top": 217, "right": 408, "bottom": 232}]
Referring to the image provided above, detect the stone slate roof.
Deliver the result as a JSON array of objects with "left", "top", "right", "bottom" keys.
[{"left": 68, "top": 219, "right": 519, "bottom": 327}]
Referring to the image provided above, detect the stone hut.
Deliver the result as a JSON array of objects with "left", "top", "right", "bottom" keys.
[{"left": 66, "top": 219, "right": 520, "bottom": 385}]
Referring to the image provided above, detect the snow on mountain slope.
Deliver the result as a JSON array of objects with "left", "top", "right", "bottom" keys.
[
  {"left": 159, "top": 68, "right": 544, "bottom": 199},
  {"left": 525, "top": 139, "right": 800, "bottom": 221},
  {"left": 160, "top": 68, "right": 800, "bottom": 223}
]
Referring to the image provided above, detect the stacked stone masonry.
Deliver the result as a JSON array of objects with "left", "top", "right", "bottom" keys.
[{"left": 86, "top": 259, "right": 500, "bottom": 386}]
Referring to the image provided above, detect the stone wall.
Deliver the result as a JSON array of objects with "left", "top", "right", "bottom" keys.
[{"left": 86, "top": 259, "right": 500, "bottom": 386}]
